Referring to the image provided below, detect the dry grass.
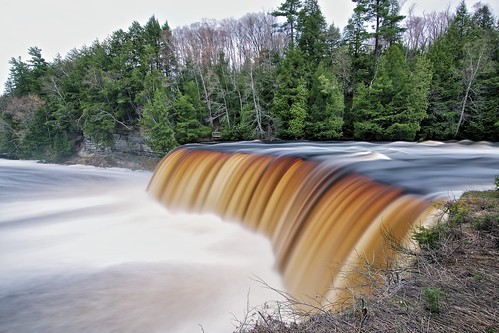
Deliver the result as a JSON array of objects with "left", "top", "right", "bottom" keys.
[{"left": 235, "top": 190, "right": 499, "bottom": 333}]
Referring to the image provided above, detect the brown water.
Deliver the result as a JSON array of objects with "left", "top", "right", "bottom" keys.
[{"left": 148, "top": 141, "right": 499, "bottom": 306}]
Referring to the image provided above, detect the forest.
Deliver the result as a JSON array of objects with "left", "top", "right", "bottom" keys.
[{"left": 0, "top": 0, "right": 498, "bottom": 161}]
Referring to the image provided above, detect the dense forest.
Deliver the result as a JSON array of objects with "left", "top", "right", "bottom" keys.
[{"left": 0, "top": 0, "right": 497, "bottom": 161}]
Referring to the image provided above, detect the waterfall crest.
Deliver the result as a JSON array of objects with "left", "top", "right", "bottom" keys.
[{"left": 148, "top": 146, "right": 435, "bottom": 305}]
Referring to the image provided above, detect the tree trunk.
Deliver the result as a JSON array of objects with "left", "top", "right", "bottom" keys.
[{"left": 455, "top": 45, "right": 485, "bottom": 136}]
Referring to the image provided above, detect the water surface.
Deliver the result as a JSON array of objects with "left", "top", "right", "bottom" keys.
[
  {"left": 1, "top": 141, "right": 498, "bottom": 332},
  {"left": 0, "top": 159, "right": 281, "bottom": 333}
]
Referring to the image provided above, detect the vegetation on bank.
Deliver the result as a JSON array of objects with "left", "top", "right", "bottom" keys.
[
  {"left": 235, "top": 185, "right": 499, "bottom": 332},
  {"left": 1, "top": 0, "right": 498, "bottom": 162}
]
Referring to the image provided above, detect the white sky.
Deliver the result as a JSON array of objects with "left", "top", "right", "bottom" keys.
[{"left": 1, "top": 0, "right": 497, "bottom": 90}]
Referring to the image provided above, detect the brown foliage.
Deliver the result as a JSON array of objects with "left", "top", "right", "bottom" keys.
[{"left": 3, "top": 94, "right": 44, "bottom": 125}]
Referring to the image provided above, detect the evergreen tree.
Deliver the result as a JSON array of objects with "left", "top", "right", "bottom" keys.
[
  {"left": 140, "top": 85, "right": 177, "bottom": 153},
  {"left": 27, "top": 47, "right": 48, "bottom": 94},
  {"left": 169, "top": 76, "right": 211, "bottom": 144},
  {"left": 306, "top": 63, "right": 344, "bottom": 139},
  {"left": 142, "top": 16, "right": 162, "bottom": 72},
  {"left": 272, "top": 0, "right": 303, "bottom": 46},
  {"left": 343, "top": 9, "right": 368, "bottom": 59},
  {"left": 170, "top": 90, "right": 211, "bottom": 144},
  {"left": 351, "top": 0, "right": 405, "bottom": 61},
  {"left": 421, "top": 1, "right": 496, "bottom": 140},
  {"left": 7, "top": 57, "right": 32, "bottom": 96},
  {"left": 352, "top": 82, "right": 384, "bottom": 140},
  {"left": 3, "top": 6, "right": 499, "bottom": 156},
  {"left": 353, "top": 44, "right": 432, "bottom": 140},
  {"left": 459, "top": 3, "right": 498, "bottom": 140},
  {"left": 272, "top": 47, "right": 308, "bottom": 139},
  {"left": 297, "top": 0, "right": 328, "bottom": 65},
  {"left": 422, "top": 34, "right": 461, "bottom": 139},
  {"left": 342, "top": 6, "right": 375, "bottom": 135},
  {"left": 325, "top": 24, "right": 342, "bottom": 60},
  {"left": 387, "top": 54, "right": 432, "bottom": 140},
  {"left": 159, "top": 21, "right": 177, "bottom": 77},
  {"left": 287, "top": 80, "right": 308, "bottom": 139}
]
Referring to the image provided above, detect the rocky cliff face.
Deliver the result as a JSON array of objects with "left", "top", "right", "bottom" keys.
[
  {"left": 82, "top": 133, "right": 153, "bottom": 155},
  {"left": 65, "top": 132, "right": 163, "bottom": 171}
]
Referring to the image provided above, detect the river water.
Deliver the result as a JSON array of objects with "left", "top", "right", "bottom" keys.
[
  {"left": 1, "top": 141, "right": 498, "bottom": 333},
  {"left": 0, "top": 159, "right": 282, "bottom": 333}
]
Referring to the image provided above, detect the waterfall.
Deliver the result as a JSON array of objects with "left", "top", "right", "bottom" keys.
[{"left": 147, "top": 143, "right": 440, "bottom": 305}]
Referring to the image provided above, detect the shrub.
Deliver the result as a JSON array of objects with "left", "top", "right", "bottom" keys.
[
  {"left": 447, "top": 200, "right": 470, "bottom": 224},
  {"left": 412, "top": 225, "right": 444, "bottom": 250},
  {"left": 472, "top": 214, "right": 495, "bottom": 232},
  {"left": 422, "top": 287, "right": 443, "bottom": 313}
]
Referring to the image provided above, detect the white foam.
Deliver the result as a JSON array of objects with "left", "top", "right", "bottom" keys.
[{"left": 0, "top": 163, "right": 283, "bottom": 333}]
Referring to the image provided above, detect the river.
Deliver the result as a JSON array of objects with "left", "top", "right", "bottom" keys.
[
  {"left": 0, "top": 159, "right": 282, "bottom": 333},
  {"left": 1, "top": 141, "right": 498, "bottom": 333}
]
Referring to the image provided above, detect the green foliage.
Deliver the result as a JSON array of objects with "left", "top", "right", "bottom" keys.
[
  {"left": 422, "top": 287, "right": 443, "bottom": 313},
  {"left": 15, "top": 105, "right": 74, "bottom": 162},
  {"left": 2, "top": 3, "right": 499, "bottom": 157},
  {"left": 447, "top": 200, "right": 471, "bottom": 224},
  {"left": 139, "top": 84, "right": 177, "bottom": 153},
  {"left": 471, "top": 214, "right": 496, "bottom": 232},
  {"left": 495, "top": 176, "right": 499, "bottom": 191},
  {"left": 221, "top": 104, "right": 254, "bottom": 140},
  {"left": 350, "top": 0, "right": 405, "bottom": 62},
  {"left": 297, "top": 0, "right": 328, "bottom": 65},
  {"left": 307, "top": 63, "right": 344, "bottom": 139},
  {"left": 352, "top": 45, "right": 432, "bottom": 141},
  {"left": 171, "top": 91, "right": 211, "bottom": 144},
  {"left": 421, "top": 2, "right": 498, "bottom": 140},
  {"left": 272, "top": 0, "right": 302, "bottom": 46},
  {"left": 287, "top": 80, "right": 308, "bottom": 139},
  {"left": 51, "top": 131, "right": 74, "bottom": 160},
  {"left": 412, "top": 224, "right": 445, "bottom": 251},
  {"left": 272, "top": 47, "right": 308, "bottom": 139}
]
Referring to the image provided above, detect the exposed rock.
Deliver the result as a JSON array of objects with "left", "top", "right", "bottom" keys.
[
  {"left": 82, "top": 132, "right": 153, "bottom": 154},
  {"left": 64, "top": 132, "right": 164, "bottom": 171}
]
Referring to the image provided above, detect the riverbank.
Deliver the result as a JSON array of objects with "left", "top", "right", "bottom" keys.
[
  {"left": 238, "top": 189, "right": 499, "bottom": 333},
  {"left": 62, "top": 150, "right": 163, "bottom": 172}
]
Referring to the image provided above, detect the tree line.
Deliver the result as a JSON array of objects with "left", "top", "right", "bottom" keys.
[{"left": 0, "top": 0, "right": 497, "bottom": 161}]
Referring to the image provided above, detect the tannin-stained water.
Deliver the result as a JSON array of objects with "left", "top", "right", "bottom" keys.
[
  {"left": 1, "top": 141, "right": 498, "bottom": 332},
  {"left": 148, "top": 141, "right": 499, "bottom": 306}
]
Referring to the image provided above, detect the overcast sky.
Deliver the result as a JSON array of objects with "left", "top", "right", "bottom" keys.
[{"left": 1, "top": 0, "right": 497, "bottom": 89}]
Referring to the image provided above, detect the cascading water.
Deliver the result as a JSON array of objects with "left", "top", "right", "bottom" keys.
[
  {"left": 0, "top": 159, "right": 282, "bottom": 333},
  {"left": 147, "top": 141, "right": 499, "bottom": 306},
  {"left": 1, "top": 141, "right": 498, "bottom": 332}
]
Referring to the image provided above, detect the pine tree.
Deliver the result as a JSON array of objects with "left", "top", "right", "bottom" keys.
[
  {"left": 171, "top": 91, "right": 211, "bottom": 144},
  {"left": 306, "top": 63, "right": 344, "bottom": 139},
  {"left": 272, "top": 47, "right": 308, "bottom": 139},
  {"left": 421, "top": 1, "right": 495, "bottom": 140},
  {"left": 351, "top": 0, "right": 405, "bottom": 61},
  {"left": 459, "top": 3, "right": 498, "bottom": 140},
  {"left": 140, "top": 86, "right": 177, "bottom": 153},
  {"left": 272, "top": 0, "right": 303, "bottom": 46},
  {"left": 27, "top": 47, "right": 48, "bottom": 94},
  {"left": 353, "top": 44, "right": 432, "bottom": 140},
  {"left": 7, "top": 57, "right": 32, "bottom": 96},
  {"left": 297, "top": 0, "right": 328, "bottom": 65}
]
